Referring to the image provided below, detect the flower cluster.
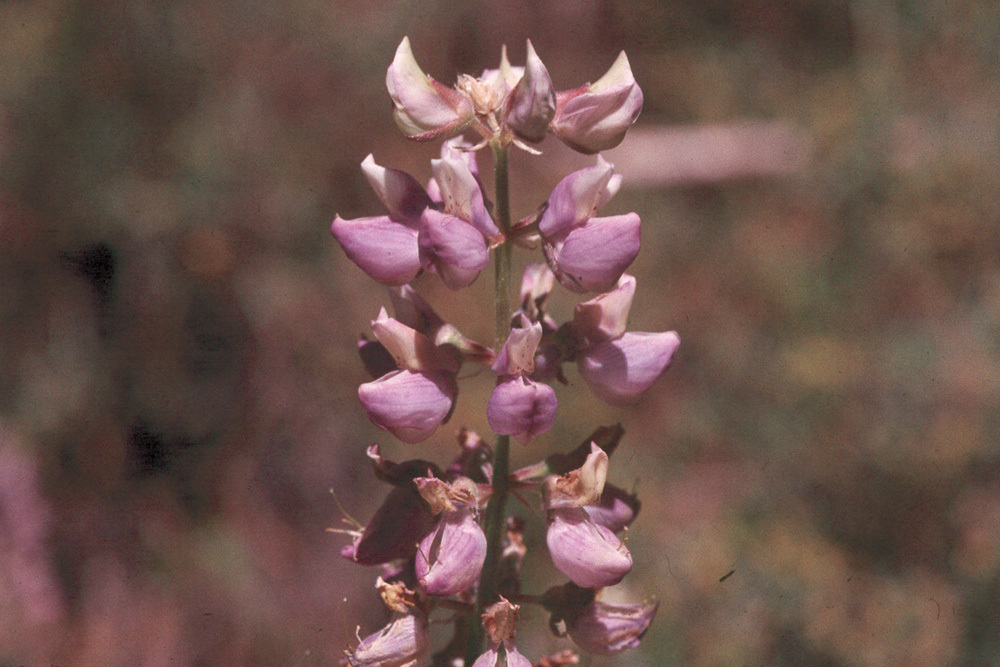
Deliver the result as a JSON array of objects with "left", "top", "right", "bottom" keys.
[{"left": 332, "top": 38, "right": 675, "bottom": 666}]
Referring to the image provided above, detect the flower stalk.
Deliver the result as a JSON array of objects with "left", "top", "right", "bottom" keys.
[{"left": 465, "top": 142, "right": 514, "bottom": 665}]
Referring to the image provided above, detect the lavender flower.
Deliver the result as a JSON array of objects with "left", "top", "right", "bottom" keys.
[
  {"left": 539, "top": 157, "right": 640, "bottom": 294},
  {"left": 334, "top": 39, "right": 666, "bottom": 665},
  {"left": 572, "top": 275, "right": 680, "bottom": 404},
  {"left": 550, "top": 52, "right": 644, "bottom": 154},
  {"left": 487, "top": 320, "right": 557, "bottom": 444},
  {"left": 332, "top": 150, "right": 497, "bottom": 290},
  {"left": 412, "top": 476, "right": 488, "bottom": 597},
  {"left": 543, "top": 445, "right": 632, "bottom": 588}
]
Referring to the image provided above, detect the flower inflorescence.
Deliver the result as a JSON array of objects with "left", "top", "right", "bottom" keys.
[{"left": 332, "top": 38, "right": 677, "bottom": 666}]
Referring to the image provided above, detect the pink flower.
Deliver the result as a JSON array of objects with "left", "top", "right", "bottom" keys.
[
  {"left": 386, "top": 38, "right": 556, "bottom": 147},
  {"left": 539, "top": 157, "right": 640, "bottom": 294},
  {"left": 414, "top": 507, "right": 487, "bottom": 596},
  {"left": 546, "top": 507, "right": 632, "bottom": 588},
  {"left": 358, "top": 308, "right": 461, "bottom": 443},
  {"left": 488, "top": 321, "right": 557, "bottom": 444},
  {"left": 550, "top": 52, "right": 644, "bottom": 154},
  {"left": 359, "top": 369, "right": 458, "bottom": 444},
  {"left": 572, "top": 275, "right": 680, "bottom": 404},
  {"left": 577, "top": 332, "right": 679, "bottom": 404},
  {"left": 332, "top": 151, "right": 497, "bottom": 290},
  {"left": 331, "top": 154, "right": 429, "bottom": 286}
]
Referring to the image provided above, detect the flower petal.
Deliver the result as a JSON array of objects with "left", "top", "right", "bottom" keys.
[
  {"left": 548, "top": 213, "right": 640, "bottom": 293},
  {"left": 551, "top": 52, "right": 643, "bottom": 154},
  {"left": 491, "top": 322, "right": 543, "bottom": 376},
  {"left": 543, "top": 443, "right": 609, "bottom": 510},
  {"left": 573, "top": 274, "right": 636, "bottom": 345},
  {"left": 487, "top": 376, "right": 557, "bottom": 445},
  {"left": 371, "top": 308, "right": 460, "bottom": 373},
  {"left": 431, "top": 156, "right": 499, "bottom": 239},
  {"left": 547, "top": 507, "right": 632, "bottom": 588},
  {"left": 505, "top": 40, "right": 556, "bottom": 143},
  {"left": 577, "top": 331, "right": 680, "bottom": 405},
  {"left": 330, "top": 215, "right": 421, "bottom": 286},
  {"left": 360, "top": 154, "right": 432, "bottom": 222},
  {"left": 418, "top": 209, "right": 490, "bottom": 290},
  {"left": 415, "top": 508, "right": 487, "bottom": 596},
  {"left": 538, "top": 157, "right": 616, "bottom": 238},
  {"left": 358, "top": 369, "right": 457, "bottom": 443},
  {"left": 386, "top": 37, "right": 473, "bottom": 139}
]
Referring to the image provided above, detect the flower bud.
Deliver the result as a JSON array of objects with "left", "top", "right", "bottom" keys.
[
  {"left": 576, "top": 331, "right": 680, "bottom": 405},
  {"left": 346, "top": 612, "right": 430, "bottom": 666},
  {"left": 504, "top": 40, "right": 556, "bottom": 143},
  {"left": 358, "top": 369, "right": 457, "bottom": 443},
  {"left": 568, "top": 599, "right": 658, "bottom": 655},
  {"left": 418, "top": 209, "right": 490, "bottom": 290},
  {"left": 546, "top": 507, "right": 632, "bottom": 588},
  {"left": 551, "top": 51, "right": 643, "bottom": 154},
  {"left": 415, "top": 508, "right": 487, "bottom": 596},
  {"left": 386, "top": 37, "right": 474, "bottom": 140}
]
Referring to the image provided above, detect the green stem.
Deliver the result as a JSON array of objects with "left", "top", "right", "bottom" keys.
[{"left": 465, "top": 143, "right": 513, "bottom": 666}]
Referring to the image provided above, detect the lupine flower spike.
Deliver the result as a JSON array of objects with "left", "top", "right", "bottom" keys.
[{"left": 333, "top": 37, "right": 672, "bottom": 666}]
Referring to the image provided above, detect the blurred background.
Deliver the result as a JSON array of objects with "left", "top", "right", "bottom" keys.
[{"left": 2, "top": 0, "right": 1000, "bottom": 664}]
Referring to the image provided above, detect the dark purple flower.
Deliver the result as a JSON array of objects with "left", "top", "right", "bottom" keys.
[{"left": 340, "top": 486, "right": 436, "bottom": 566}]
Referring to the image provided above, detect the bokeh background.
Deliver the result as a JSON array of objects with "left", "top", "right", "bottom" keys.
[{"left": 3, "top": 0, "right": 1000, "bottom": 664}]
